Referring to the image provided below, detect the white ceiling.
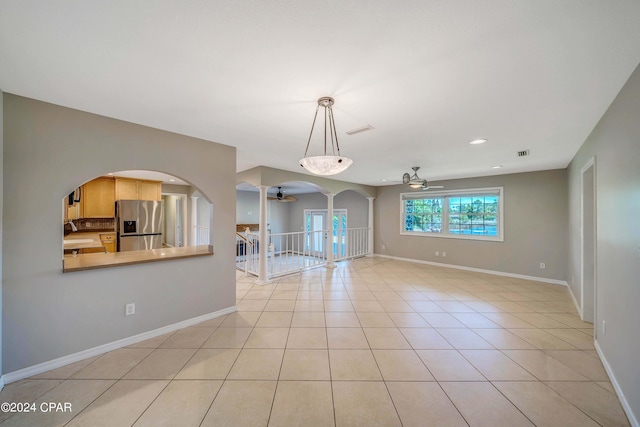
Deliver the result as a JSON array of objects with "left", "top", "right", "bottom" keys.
[{"left": 2, "top": 1, "right": 639, "bottom": 186}]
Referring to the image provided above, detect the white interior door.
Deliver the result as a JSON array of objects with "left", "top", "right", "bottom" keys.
[{"left": 305, "top": 210, "right": 326, "bottom": 257}]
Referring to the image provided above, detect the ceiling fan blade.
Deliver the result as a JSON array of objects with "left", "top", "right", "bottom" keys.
[{"left": 268, "top": 194, "right": 298, "bottom": 202}]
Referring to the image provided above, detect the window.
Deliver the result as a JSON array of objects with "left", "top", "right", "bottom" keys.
[{"left": 401, "top": 187, "right": 503, "bottom": 241}]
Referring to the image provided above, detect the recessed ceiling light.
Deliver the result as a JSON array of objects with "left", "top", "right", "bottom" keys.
[
  {"left": 470, "top": 138, "right": 488, "bottom": 145},
  {"left": 380, "top": 178, "right": 388, "bottom": 182},
  {"left": 169, "top": 178, "right": 176, "bottom": 182},
  {"left": 491, "top": 165, "right": 503, "bottom": 169},
  {"left": 107, "top": 172, "right": 114, "bottom": 176}
]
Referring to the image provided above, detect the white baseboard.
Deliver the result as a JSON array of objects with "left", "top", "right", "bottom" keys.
[
  {"left": 374, "top": 253, "right": 569, "bottom": 286},
  {"left": 594, "top": 340, "right": 639, "bottom": 427},
  {"left": 2, "top": 305, "right": 237, "bottom": 385}
]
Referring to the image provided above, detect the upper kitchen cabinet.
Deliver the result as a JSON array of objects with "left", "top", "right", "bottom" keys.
[
  {"left": 82, "top": 177, "right": 116, "bottom": 218},
  {"left": 139, "top": 180, "right": 162, "bottom": 200},
  {"left": 115, "top": 177, "right": 162, "bottom": 201}
]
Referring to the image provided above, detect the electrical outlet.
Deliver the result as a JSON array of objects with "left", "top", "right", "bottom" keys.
[
  {"left": 442, "top": 251, "right": 447, "bottom": 257},
  {"left": 435, "top": 251, "right": 439, "bottom": 256},
  {"left": 125, "top": 303, "right": 136, "bottom": 316},
  {"left": 602, "top": 320, "right": 606, "bottom": 335},
  {"left": 539, "top": 263, "right": 546, "bottom": 269}
]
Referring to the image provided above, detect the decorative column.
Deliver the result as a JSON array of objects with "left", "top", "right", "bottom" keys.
[
  {"left": 190, "top": 196, "right": 198, "bottom": 246},
  {"left": 257, "top": 185, "right": 269, "bottom": 285},
  {"left": 367, "top": 197, "right": 375, "bottom": 256},
  {"left": 326, "top": 193, "right": 335, "bottom": 268}
]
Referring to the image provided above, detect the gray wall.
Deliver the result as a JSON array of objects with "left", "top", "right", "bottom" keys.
[
  {"left": 2, "top": 94, "right": 236, "bottom": 374},
  {"left": 375, "top": 169, "right": 568, "bottom": 281},
  {"left": 286, "top": 190, "right": 370, "bottom": 233},
  {"left": 236, "top": 190, "right": 260, "bottom": 225},
  {"left": 268, "top": 199, "right": 290, "bottom": 235},
  {"left": 235, "top": 189, "right": 291, "bottom": 234},
  {"left": 567, "top": 65, "right": 640, "bottom": 418}
]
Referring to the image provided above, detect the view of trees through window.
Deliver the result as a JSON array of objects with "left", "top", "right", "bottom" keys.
[
  {"left": 403, "top": 189, "right": 501, "bottom": 240},
  {"left": 404, "top": 198, "right": 443, "bottom": 232},
  {"left": 448, "top": 195, "right": 498, "bottom": 235}
]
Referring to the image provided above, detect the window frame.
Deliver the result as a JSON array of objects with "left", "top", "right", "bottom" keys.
[{"left": 400, "top": 187, "right": 504, "bottom": 242}]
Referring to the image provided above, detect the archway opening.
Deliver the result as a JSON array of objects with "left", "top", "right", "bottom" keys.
[{"left": 62, "top": 170, "right": 214, "bottom": 271}]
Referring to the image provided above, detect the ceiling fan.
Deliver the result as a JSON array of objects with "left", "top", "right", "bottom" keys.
[
  {"left": 402, "top": 167, "right": 444, "bottom": 190},
  {"left": 267, "top": 186, "right": 298, "bottom": 202}
]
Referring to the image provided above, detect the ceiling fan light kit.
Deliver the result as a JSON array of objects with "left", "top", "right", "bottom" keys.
[
  {"left": 299, "top": 96, "right": 353, "bottom": 176},
  {"left": 402, "top": 166, "right": 444, "bottom": 190},
  {"left": 267, "top": 187, "right": 298, "bottom": 202}
]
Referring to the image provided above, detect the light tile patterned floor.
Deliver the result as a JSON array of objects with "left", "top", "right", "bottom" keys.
[{"left": 0, "top": 258, "right": 630, "bottom": 426}]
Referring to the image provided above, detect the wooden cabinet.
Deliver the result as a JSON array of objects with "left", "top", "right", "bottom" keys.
[
  {"left": 82, "top": 177, "right": 115, "bottom": 218},
  {"left": 115, "top": 178, "right": 162, "bottom": 201},
  {"left": 66, "top": 204, "right": 82, "bottom": 220},
  {"left": 79, "top": 247, "right": 106, "bottom": 254},
  {"left": 139, "top": 180, "right": 161, "bottom": 200},
  {"left": 100, "top": 233, "right": 116, "bottom": 253},
  {"left": 64, "top": 189, "right": 83, "bottom": 220},
  {"left": 115, "top": 178, "right": 138, "bottom": 200}
]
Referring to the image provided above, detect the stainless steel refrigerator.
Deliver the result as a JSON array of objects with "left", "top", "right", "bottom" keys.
[{"left": 116, "top": 200, "right": 163, "bottom": 251}]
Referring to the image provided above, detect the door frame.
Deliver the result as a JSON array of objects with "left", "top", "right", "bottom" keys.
[
  {"left": 162, "top": 193, "right": 188, "bottom": 247},
  {"left": 580, "top": 157, "right": 597, "bottom": 329}
]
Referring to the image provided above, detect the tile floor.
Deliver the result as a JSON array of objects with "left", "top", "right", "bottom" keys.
[{"left": 0, "top": 258, "right": 630, "bottom": 426}]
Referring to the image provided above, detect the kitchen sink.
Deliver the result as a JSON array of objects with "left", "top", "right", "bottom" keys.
[{"left": 63, "top": 238, "right": 94, "bottom": 244}]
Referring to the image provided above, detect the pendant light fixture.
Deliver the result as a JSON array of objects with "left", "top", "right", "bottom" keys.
[{"left": 299, "top": 96, "right": 353, "bottom": 176}]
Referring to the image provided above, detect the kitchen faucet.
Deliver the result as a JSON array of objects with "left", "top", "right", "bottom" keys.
[{"left": 67, "top": 219, "right": 78, "bottom": 232}]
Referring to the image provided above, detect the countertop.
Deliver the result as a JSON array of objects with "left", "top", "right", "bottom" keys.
[
  {"left": 63, "top": 245, "right": 214, "bottom": 272},
  {"left": 63, "top": 231, "right": 116, "bottom": 251}
]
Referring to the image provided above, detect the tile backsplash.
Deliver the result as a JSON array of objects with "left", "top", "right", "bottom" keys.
[{"left": 65, "top": 218, "right": 115, "bottom": 233}]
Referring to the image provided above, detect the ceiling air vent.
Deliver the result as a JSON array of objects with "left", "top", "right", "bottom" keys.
[{"left": 517, "top": 149, "right": 530, "bottom": 157}]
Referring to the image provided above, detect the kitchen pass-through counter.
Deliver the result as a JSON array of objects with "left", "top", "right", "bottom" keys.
[{"left": 63, "top": 245, "right": 214, "bottom": 272}]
